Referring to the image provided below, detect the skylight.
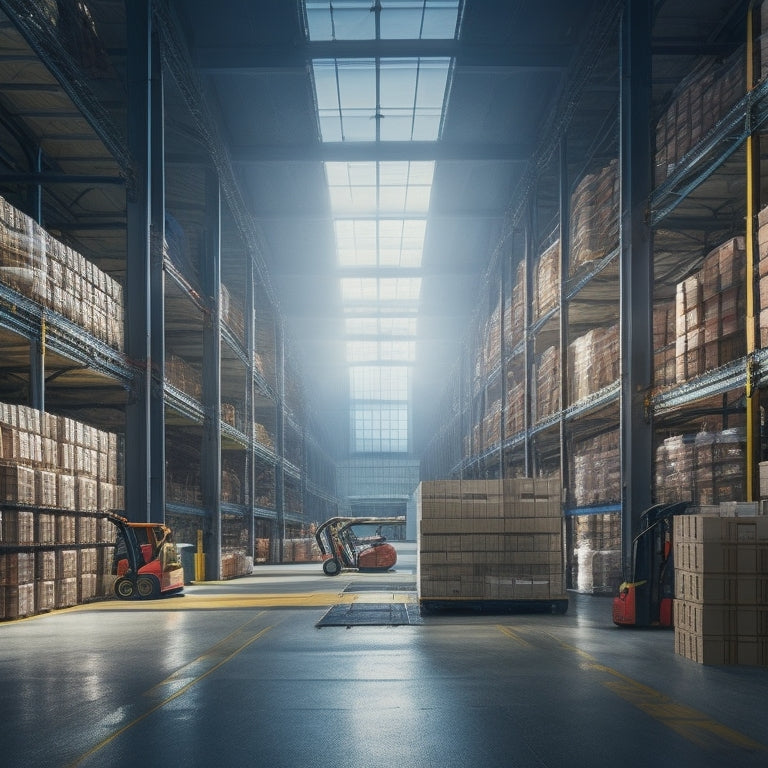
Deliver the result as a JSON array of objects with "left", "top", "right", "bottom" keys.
[
  {"left": 305, "top": 0, "right": 460, "bottom": 454},
  {"left": 306, "top": 1, "right": 461, "bottom": 42}
]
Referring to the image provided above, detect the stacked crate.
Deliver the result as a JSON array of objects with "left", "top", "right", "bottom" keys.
[
  {"left": 0, "top": 195, "right": 124, "bottom": 351},
  {"left": 533, "top": 241, "right": 559, "bottom": 320},
  {"left": 674, "top": 513, "right": 768, "bottom": 666},
  {"left": 571, "top": 430, "right": 620, "bottom": 508},
  {"left": 505, "top": 365, "right": 525, "bottom": 436},
  {"left": 509, "top": 260, "right": 526, "bottom": 344},
  {"left": 655, "top": 434, "right": 696, "bottom": 504},
  {"left": 0, "top": 402, "right": 123, "bottom": 619},
  {"left": 654, "top": 47, "right": 745, "bottom": 185},
  {"left": 700, "top": 237, "right": 745, "bottom": 369},
  {"left": 568, "top": 324, "right": 619, "bottom": 404},
  {"left": 569, "top": 159, "right": 619, "bottom": 275},
  {"left": 534, "top": 346, "right": 560, "bottom": 421},
  {"left": 653, "top": 300, "right": 677, "bottom": 387},
  {"left": 675, "top": 274, "right": 704, "bottom": 382},
  {"left": 417, "top": 478, "right": 566, "bottom": 606},
  {"left": 571, "top": 513, "right": 622, "bottom": 594},
  {"left": 758, "top": 205, "right": 768, "bottom": 346}
]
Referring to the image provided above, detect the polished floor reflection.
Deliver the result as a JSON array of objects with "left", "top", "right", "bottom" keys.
[{"left": 1, "top": 543, "right": 766, "bottom": 768}]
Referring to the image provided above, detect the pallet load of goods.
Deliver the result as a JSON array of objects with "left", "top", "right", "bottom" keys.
[
  {"left": 674, "top": 507, "right": 768, "bottom": 666},
  {"left": 0, "top": 402, "right": 124, "bottom": 620},
  {"left": 416, "top": 477, "right": 567, "bottom": 612}
]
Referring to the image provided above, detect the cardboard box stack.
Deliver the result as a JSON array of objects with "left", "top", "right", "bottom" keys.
[
  {"left": 672, "top": 236, "right": 745, "bottom": 385},
  {"left": 533, "top": 241, "right": 559, "bottom": 320},
  {"left": 509, "top": 260, "right": 526, "bottom": 343},
  {"left": 416, "top": 478, "right": 566, "bottom": 605},
  {"left": 568, "top": 324, "right": 619, "bottom": 404},
  {"left": 482, "top": 399, "right": 502, "bottom": 448},
  {"left": 674, "top": 511, "right": 768, "bottom": 666},
  {"left": 166, "top": 354, "right": 203, "bottom": 400},
  {"left": 571, "top": 430, "right": 620, "bottom": 508},
  {"left": 505, "top": 365, "right": 525, "bottom": 436},
  {"left": 569, "top": 159, "right": 619, "bottom": 275},
  {"left": 0, "top": 195, "right": 124, "bottom": 351},
  {"left": 534, "top": 345, "right": 560, "bottom": 421},
  {"left": 655, "top": 429, "right": 746, "bottom": 506},
  {"left": 653, "top": 300, "right": 676, "bottom": 387},
  {"left": 654, "top": 47, "right": 745, "bottom": 185},
  {"left": 572, "top": 512, "right": 622, "bottom": 594},
  {"left": 0, "top": 402, "right": 123, "bottom": 620}
]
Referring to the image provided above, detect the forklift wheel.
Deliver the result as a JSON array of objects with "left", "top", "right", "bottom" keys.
[
  {"left": 322, "top": 558, "right": 342, "bottom": 576},
  {"left": 137, "top": 575, "right": 161, "bottom": 599},
  {"left": 114, "top": 577, "right": 136, "bottom": 600}
]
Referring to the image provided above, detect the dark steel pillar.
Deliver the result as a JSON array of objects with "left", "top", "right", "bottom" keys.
[
  {"left": 558, "top": 138, "right": 570, "bottom": 498},
  {"left": 244, "top": 258, "right": 256, "bottom": 560},
  {"left": 149, "top": 21, "right": 166, "bottom": 522},
  {"left": 619, "top": 0, "right": 653, "bottom": 575},
  {"left": 274, "top": 321, "right": 286, "bottom": 562},
  {"left": 29, "top": 148, "right": 44, "bottom": 413},
  {"left": 523, "top": 200, "right": 535, "bottom": 476},
  {"left": 124, "top": 0, "right": 152, "bottom": 522},
  {"left": 202, "top": 170, "right": 222, "bottom": 579}
]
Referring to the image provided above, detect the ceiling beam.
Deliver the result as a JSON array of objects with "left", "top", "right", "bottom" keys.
[
  {"left": 194, "top": 41, "right": 572, "bottom": 73},
  {"left": 229, "top": 141, "right": 531, "bottom": 163}
]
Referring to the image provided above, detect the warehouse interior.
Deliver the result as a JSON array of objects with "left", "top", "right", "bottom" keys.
[{"left": 0, "top": 0, "right": 767, "bottom": 641}]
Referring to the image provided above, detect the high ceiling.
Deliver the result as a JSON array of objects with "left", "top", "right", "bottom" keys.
[{"left": 0, "top": 0, "right": 755, "bottom": 454}]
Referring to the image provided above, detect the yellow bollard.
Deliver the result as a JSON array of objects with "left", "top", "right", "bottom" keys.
[{"left": 194, "top": 529, "right": 206, "bottom": 581}]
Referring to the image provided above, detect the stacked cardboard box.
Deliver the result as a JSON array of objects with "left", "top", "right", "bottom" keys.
[
  {"left": 675, "top": 274, "right": 704, "bottom": 382},
  {"left": 417, "top": 478, "right": 566, "bottom": 606},
  {"left": 534, "top": 345, "right": 560, "bottom": 421},
  {"left": 653, "top": 300, "right": 676, "bottom": 387},
  {"left": 572, "top": 513, "right": 622, "bottom": 594},
  {"left": 568, "top": 324, "right": 619, "bottom": 404},
  {"left": 654, "top": 47, "right": 745, "bottom": 185},
  {"left": 505, "top": 365, "right": 525, "bottom": 436},
  {"left": 483, "top": 300, "right": 502, "bottom": 375},
  {"left": 655, "top": 434, "right": 696, "bottom": 504},
  {"left": 510, "top": 261, "right": 526, "bottom": 344},
  {"left": 166, "top": 355, "right": 203, "bottom": 400},
  {"left": 0, "top": 196, "right": 124, "bottom": 350},
  {"left": 674, "top": 512, "right": 768, "bottom": 666},
  {"left": 533, "top": 241, "right": 559, "bottom": 320},
  {"left": 571, "top": 430, "right": 620, "bottom": 508},
  {"left": 569, "top": 159, "right": 619, "bottom": 275},
  {"left": 482, "top": 399, "right": 502, "bottom": 448},
  {"left": 0, "top": 402, "right": 123, "bottom": 619}
]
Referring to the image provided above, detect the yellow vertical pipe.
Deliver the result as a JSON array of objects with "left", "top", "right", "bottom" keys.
[{"left": 746, "top": 1, "right": 759, "bottom": 501}]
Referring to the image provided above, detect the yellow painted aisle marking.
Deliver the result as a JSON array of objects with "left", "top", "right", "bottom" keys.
[
  {"left": 67, "top": 591, "right": 351, "bottom": 611},
  {"left": 548, "top": 634, "right": 766, "bottom": 753},
  {"left": 67, "top": 615, "right": 274, "bottom": 768},
  {"left": 496, "top": 624, "right": 531, "bottom": 647}
]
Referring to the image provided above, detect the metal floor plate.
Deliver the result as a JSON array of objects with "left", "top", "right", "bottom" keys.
[{"left": 316, "top": 601, "right": 423, "bottom": 627}]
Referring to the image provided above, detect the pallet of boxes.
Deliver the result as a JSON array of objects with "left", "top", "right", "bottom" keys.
[
  {"left": 416, "top": 477, "right": 567, "bottom": 613},
  {"left": 674, "top": 504, "right": 768, "bottom": 666}
]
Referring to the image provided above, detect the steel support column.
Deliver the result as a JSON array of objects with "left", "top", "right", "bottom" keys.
[
  {"left": 274, "top": 322, "right": 286, "bottom": 562},
  {"left": 558, "top": 138, "right": 570, "bottom": 499},
  {"left": 29, "top": 152, "right": 44, "bottom": 412},
  {"left": 202, "top": 170, "right": 222, "bottom": 579},
  {"left": 524, "top": 199, "right": 536, "bottom": 476},
  {"left": 124, "top": 0, "right": 152, "bottom": 522},
  {"left": 619, "top": 0, "right": 653, "bottom": 574},
  {"left": 149, "top": 21, "right": 166, "bottom": 522},
  {"left": 245, "top": 257, "right": 256, "bottom": 559}
]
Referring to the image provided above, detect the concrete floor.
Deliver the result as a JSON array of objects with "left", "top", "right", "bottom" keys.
[{"left": 1, "top": 542, "right": 766, "bottom": 768}]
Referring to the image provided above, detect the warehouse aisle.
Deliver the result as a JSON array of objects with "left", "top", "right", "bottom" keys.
[{"left": 1, "top": 543, "right": 766, "bottom": 768}]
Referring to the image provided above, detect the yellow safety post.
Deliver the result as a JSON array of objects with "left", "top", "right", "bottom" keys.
[
  {"left": 194, "top": 529, "right": 206, "bottom": 581},
  {"left": 746, "top": 1, "right": 760, "bottom": 502}
]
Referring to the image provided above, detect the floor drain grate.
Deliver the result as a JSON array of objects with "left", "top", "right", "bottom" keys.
[{"left": 316, "top": 602, "right": 423, "bottom": 627}]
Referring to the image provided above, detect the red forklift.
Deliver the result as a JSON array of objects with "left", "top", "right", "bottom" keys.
[
  {"left": 109, "top": 514, "right": 185, "bottom": 599},
  {"left": 612, "top": 501, "right": 690, "bottom": 627},
  {"left": 315, "top": 516, "right": 405, "bottom": 576}
]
